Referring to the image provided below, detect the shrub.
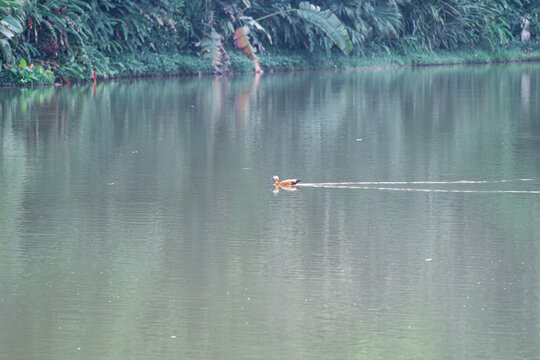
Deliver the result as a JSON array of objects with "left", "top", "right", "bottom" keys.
[{"left": 0, "top": 59, "right": 54, "bottom": 85}]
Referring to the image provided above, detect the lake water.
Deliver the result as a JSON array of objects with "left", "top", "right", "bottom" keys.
[{"left": 1, "top": 64, "right": 540, "bottom": 359}]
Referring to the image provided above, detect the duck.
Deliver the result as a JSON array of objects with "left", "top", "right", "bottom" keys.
[{"left": 273, "top": 175, "right": 301, "bottom": 187}]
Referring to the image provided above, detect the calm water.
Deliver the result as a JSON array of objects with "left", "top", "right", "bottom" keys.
[{"left": 1, "top": 64, "right": 540, "bottom": 359}]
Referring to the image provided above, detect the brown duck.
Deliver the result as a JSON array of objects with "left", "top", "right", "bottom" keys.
[{"left": 273, "top": 175, "right": 302, "bottom": 186}]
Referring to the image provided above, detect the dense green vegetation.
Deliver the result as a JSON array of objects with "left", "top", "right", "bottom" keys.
[{"left": 1, "top": 0, "right": 539, "bottom": 85}]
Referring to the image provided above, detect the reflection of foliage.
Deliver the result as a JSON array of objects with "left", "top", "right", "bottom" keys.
[{"left": 1, "top": 69, "right": 540, "bottom": 359}]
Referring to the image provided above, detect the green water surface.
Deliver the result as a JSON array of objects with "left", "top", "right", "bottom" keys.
[{"left": 1, "top": 64, "right": 540, "bottom": 359}]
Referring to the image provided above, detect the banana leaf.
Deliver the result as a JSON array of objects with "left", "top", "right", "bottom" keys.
[
  {"left": 1, "top": 15, "right": 23, "bottom": 33},
  {"left": 297, "top": 2, "right": 353, "bottom": 55},
  {"left": 234, "top": 26, "right": 263, "bottom": 74},
  {"left": 198, "top": 28, "right": 224, "bottom": 68},
  {"left": 0, "top": 1, "right": 22, "bottom": 8}
]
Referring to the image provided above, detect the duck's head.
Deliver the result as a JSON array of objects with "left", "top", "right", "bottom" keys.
[{"left": 273, "top": 175, "right": 279, "bottom": 183}]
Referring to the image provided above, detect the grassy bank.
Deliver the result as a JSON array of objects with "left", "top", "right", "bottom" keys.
[
  {"left": 262, "top": 46, "right": 540, "bottom": 71},
  {"left": 2, "top": 45, "right": 540, "bottom": 86}
]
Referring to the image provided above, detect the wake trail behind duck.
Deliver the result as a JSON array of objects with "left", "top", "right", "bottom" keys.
[{"left": 297, "top": 179, "right": 540, "bottom": 194}]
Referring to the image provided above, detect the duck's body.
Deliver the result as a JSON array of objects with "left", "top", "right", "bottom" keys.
[{"left": 273, "top": 176, "right": 301, "bottom": 187}]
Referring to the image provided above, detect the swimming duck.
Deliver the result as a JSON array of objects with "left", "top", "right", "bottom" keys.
[{"left": 273, "top": 176, "right": 301, "bottom": 187}]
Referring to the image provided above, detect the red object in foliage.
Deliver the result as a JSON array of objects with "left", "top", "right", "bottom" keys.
[
  {"left": 66, "top": 74, "right": 70, "bottom": 85},
  {"left": 93, "top": 70, "right": 97, "bottom": 83},
  {"left": 126, "top": 21, "right": 129, "bottom": 30},
  {"left": 29, "top": 18, "right": 33, "bottom": 29}
]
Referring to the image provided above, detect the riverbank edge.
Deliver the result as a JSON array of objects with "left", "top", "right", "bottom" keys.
[{"left": 2, "top": 46, "right": 540, "bottom": 86}]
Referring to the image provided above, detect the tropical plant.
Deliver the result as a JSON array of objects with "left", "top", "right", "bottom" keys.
[
  {"left": 1, "top": 58, "right": 54, "bottom": 84},
  {"left": 0, "top": 0, "right": 28, "bottom": 61},
  {"left": 322, "top": 1, "right": 403, "bottom": 54},
  {"left": 12, "top": 0, "right": 188, "bottom": 80},
  {"left": 2, "top": 0, "right": 539, "bottom": 84},
  {"left": 198, "top": 27, "right": 230, "bottom": 73},
  {"left": 492, "top": 0, "right": 538, "bottom": 37},
  {"left": 84, "top": 0, "right": 181, "bottom": 54},
  {"left": 398, "top": 0, "right": 520, "bottom": 51},
  {"left": 198, "top": 1, "right": 353, "bottom": 74}
]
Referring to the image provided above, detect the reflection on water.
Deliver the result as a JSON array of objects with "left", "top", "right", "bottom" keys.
[
  {"left": 1, "top": 64, "right": 540, "bottom": 359},
  {"left": 522, "top": 71, "right": 531, "bottom": 116}
]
